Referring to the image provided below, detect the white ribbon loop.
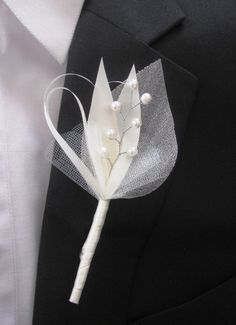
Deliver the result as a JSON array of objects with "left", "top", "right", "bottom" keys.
[{"left": 44, "top": 86, "right": 103, "bottom": 198}]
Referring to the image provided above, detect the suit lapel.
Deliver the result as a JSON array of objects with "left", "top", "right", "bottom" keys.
[{"left": 33, "top": 2, "right": 198, "bottom": 324}]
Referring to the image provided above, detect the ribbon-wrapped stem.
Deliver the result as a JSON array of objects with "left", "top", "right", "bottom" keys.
[{"left": 69, "top": 199, "right": 110, "bottom": 304}]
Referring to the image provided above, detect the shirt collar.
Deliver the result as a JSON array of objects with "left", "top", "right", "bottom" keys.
[{"left": 3, "top": 0, "right": 85, "bottom": 64}]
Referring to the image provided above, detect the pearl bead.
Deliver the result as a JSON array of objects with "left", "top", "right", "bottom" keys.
[
  {"left": 132, "top": 118, "right": 141, "bottom": 128},
  {"left": 100, "top": 147, "right": 109, "bottom": 158},
  {"left": 127, "top": 79, "right": 138, "bottom": 90},
  {"left": 110, "top": 101, "right": 121, "bottom": 112},
  {"left": 141, "top": 93, "right": 152, "bottom": 105},
  {"left": 127, "top": 147, "right": 138, "bottom": 157},
  {"left": 106, "top": 128, "right": 116, "bottom": 139}
]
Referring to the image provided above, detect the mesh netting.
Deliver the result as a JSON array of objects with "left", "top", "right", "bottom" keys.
[
  {"left": 113, "top": 60, "right": 177, "bottom": 198},
  {"left": 46, "top": 123, "right": 98, "bottom": 198}
]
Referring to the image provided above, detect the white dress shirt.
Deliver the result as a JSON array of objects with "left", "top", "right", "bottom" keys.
[{"left": 0, "top": 1, "right": 84, "bottom": 324}]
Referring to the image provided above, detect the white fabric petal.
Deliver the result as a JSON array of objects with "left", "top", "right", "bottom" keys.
[{"left": 106, "top": 65, "right": 141, "bottom": 197}]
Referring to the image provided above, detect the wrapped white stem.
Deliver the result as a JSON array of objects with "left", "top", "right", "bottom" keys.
[{"left": 69, "top": 199, "right": 110, "bottom": 304}]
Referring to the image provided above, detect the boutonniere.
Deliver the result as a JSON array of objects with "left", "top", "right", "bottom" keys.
[{"left": 44, "top": 58, "right": 178, "bottom": 304}]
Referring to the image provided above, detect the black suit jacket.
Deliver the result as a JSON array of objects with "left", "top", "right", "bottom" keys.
[{"left": 33, "top": 1, "right": 236, "bottom": 324}]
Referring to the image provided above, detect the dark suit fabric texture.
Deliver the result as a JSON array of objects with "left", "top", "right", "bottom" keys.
[{"left": 33, "top": 1, "right": 236, "bottom": 324}]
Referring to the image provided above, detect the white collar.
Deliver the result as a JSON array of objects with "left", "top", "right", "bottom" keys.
[{"left": 3, "top": 0, "right": 85, "bottom": 64}]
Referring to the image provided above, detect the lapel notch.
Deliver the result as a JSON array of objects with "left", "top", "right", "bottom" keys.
[{"left": 85, "top": 0, "right": 185, "bottom": 44}]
